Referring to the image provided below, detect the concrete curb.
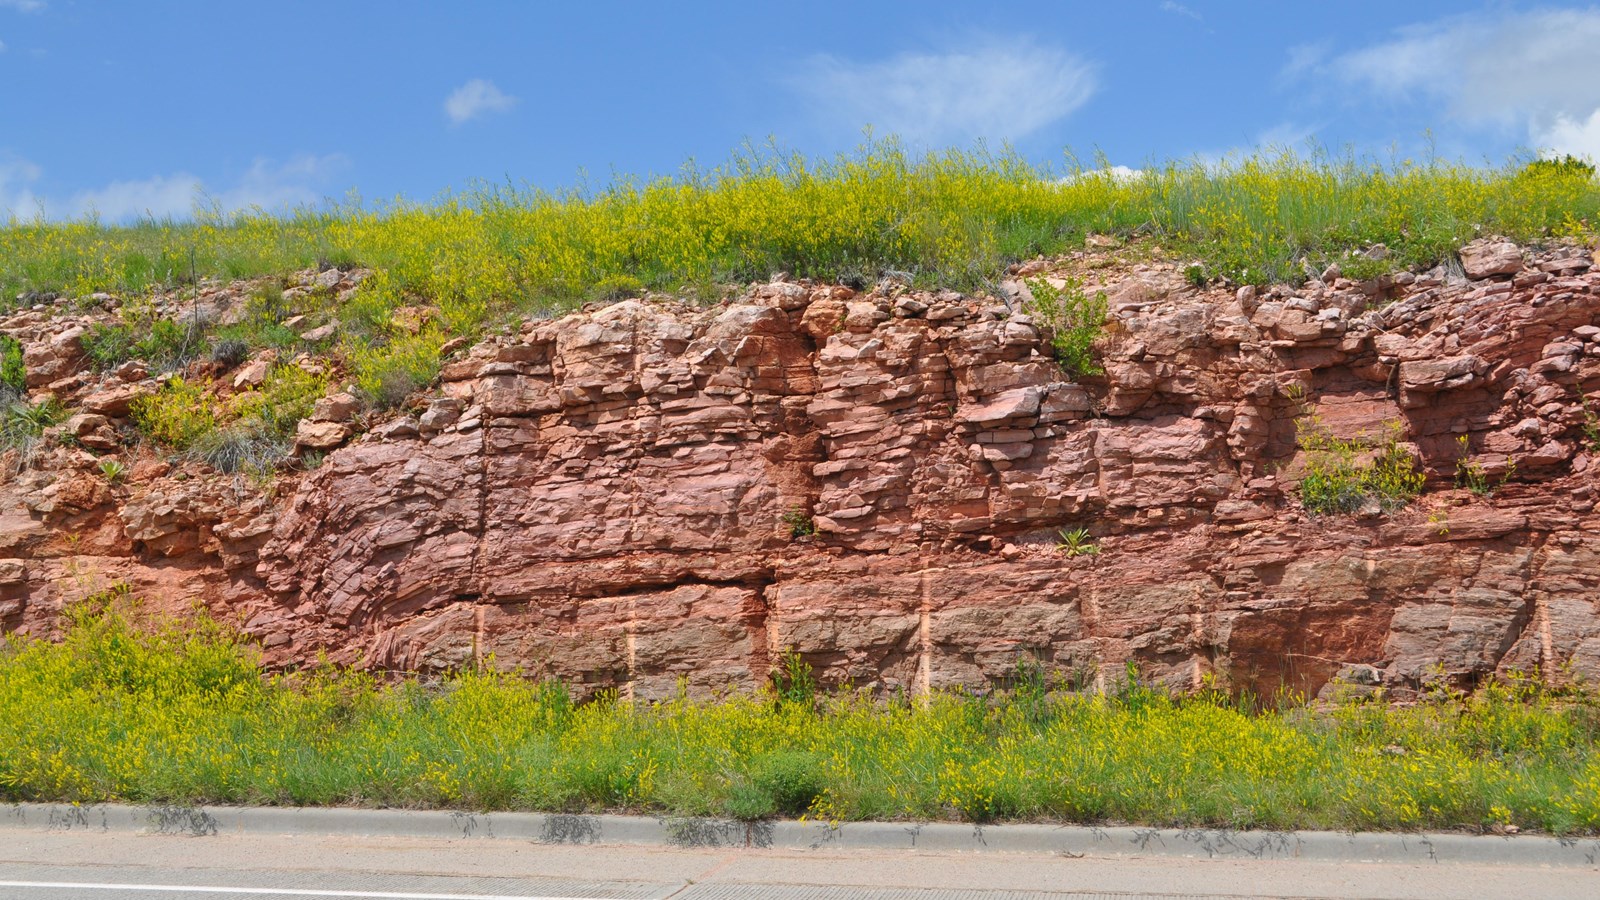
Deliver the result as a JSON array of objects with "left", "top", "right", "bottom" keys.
[{"left": 5, "top": 802, "right": 1599, "bottom": 867}]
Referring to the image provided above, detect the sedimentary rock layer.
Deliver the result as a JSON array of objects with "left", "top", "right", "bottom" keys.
[{"left": 4, "top": 240, "right": 1599, "bottom": 699}]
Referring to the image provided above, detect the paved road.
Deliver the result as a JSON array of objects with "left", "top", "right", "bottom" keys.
[{"left": 0, "top": 830, "right": 1594, "bottom": 900}]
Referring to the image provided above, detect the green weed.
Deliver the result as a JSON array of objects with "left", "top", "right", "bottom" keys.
[
  {"left": 1581, "top": 392, "right": 1600, "bottom": 453},
  {"left": 0, "top": 335, "right": 25, "bottom": 396},
  {"left": 1296, "top": 417, "right": 1425, "bottom": 515},
  {"left": 1055, "top": 527, "right": 1100, "bottom": 557},
  {"left": 130, "top": 378, "right": 218, "bottom": 451},
  {"left": 780, "top": 507, "right": 816, "bottom": 539},
  {"left": 1454, "top": 435, "right": 1516, "bottom": 497},
  {"left": 1025, "top": 276, "right": 1107, "bottom": 378}
]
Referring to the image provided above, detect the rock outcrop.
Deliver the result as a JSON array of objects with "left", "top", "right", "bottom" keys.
[{"left": 4, "top": 240, "right": 1600, "bottom": 701}]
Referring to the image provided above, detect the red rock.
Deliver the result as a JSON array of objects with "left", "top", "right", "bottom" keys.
[
  {"left": 294, "top": 420, "right": 350, "bottom": 451},
  {"left": 4, "top": 242, "right": 1600, "bottom": 701},
  {"left": 1460, "top": 239, "right": 1523, "bottom": 279}
]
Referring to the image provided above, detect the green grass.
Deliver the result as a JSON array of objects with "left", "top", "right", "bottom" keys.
[
  {"left": 4, "top": 142, "right": 1597, "bottom": 310},
  {"left": 1295, "top": 418, "right": 1427, "bottom": 515},
  {"left": 3, "top": 597, "right": 1599, "bottom": 833}
]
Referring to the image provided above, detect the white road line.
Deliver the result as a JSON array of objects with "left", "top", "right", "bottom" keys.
[{"left": 0, "top": 882, "right": 626, "bottom": 900}]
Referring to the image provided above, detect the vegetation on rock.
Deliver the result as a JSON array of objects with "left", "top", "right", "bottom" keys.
[
  {"left": 3, "top": 144, "right": 1596, "bottom": 429},
  {"left": 3, "top": 598, "right": 1599, "bottom": 833}
]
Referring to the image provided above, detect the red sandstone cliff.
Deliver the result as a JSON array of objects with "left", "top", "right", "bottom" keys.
[{"left": 3, "top": 239, "right": 1599, "bottom": 700}]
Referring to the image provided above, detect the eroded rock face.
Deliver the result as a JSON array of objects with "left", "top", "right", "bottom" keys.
[{"left": 5, "top": 242, "right": 1600, "bottom": 701}]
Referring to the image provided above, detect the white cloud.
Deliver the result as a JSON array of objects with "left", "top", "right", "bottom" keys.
[
  {"left": 212, "top": 154, "right": 346, "bottom": 212},
  {"left": 1319, "top": 9, "right": 1600, "bottom": 161},
  {"left": 1058, "top": 164, "right": 1143, "bottom": 185},
  {"left": 0, "top": 155, "right": 44, "bottom": 219},
  {"left": 71, "top": 172, "right": 202, "bottom": 221},
  {"left": 0, "top": 38, "right": 7, "bottom": 53},
  {"left": 444, "top": 78, "right": 517, "bottom": 125},
  {"left": 3, "top": 153, "right": 345, "bottom": 222},
  {"left": 1542, "top": 109, "right": 1600, "bottom": 164},
  {"left": 0, "top": 0, "right": 45, "bottom": 12},
  {"left": 1281, "top": 42, "right": 1327, "bottom": 79},
  {"left": 1159, "top": 1, "right": 1202, "bottom": 21},
  {"left": 790, "top": 36, "right": 1098, "bottom": 146}
]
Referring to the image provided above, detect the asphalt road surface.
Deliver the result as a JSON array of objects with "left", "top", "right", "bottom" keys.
[{"left": 0, "top": 830, "right": 1595, "bottom": 900}]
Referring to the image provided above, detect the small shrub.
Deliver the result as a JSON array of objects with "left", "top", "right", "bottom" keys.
[
  {"left": 244, "top": 282, "right": 290, "bottom": 323},
  {"left": 1520, "top": 155, "right": 1597, "bottom": 181},
  {"left": 1338, "top": 254, "right": 1392, "bottom": 283},
  {"left": 136, "top": 317, "right": 196, "bottom": 366},
  {"left": 1183, "top": 263, "right": 1207, "bottom": 286},
  {"left": 231, "top": 364, "right": 327, "bottom": 438},
  {"left": 770, "top": 648, "right": 817, "bottom": 709},
  {"left": 1296, "top": 417, "right": 1425, "bottom": 515},
  {"left": 780, "top": 507, "right": 815, "bottom": 538},
  {"left": 210, "top": 338, "right": 250, "bottom": 370},
  {"left": 751, "top": 751, "right": 824, "bottom": 817},
  {"left": 82, "top": 323, "right": 137, "bottom": 370},
  {"left": 97, "top": 459, "right": 125, "bottom": 482},
  {"left": 1024, "top": 275, "right": 1107, "bottom": 378}
]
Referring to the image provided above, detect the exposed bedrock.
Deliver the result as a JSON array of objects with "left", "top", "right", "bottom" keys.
[{"left": 6, "top": 240, "right": 1600, "bottom": 699}]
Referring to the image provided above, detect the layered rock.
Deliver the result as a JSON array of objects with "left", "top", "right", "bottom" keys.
[{"left": 4, "top": 240, "right": 1600, "bottom": 701}]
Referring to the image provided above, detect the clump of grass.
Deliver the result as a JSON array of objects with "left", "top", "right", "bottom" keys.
[
  {"left": 4, "top": 604, "right": 1600, "bottom": 833},
  {"left": 349, "top": 329, "right": 443, "bottom": 409},
  {"left": 1296, "top": 417, "right": 1425, "bottom": 515},
  {"left": 80, "top": 323, "right": 138, "bottom": 370},
  {"left": 82, "top": 317, "right": 201, "bottom": 371},
  {"left": 1055, "top": 527, "right": 1099, "bottom": 556},
  {"left": 130, "top": 377, "right": 218, "bottom": 450},
  {"left": 130, "top": 364, "right": 328, "bottom": 474},
  {"left": 0, "top": 396, "right": 66, "bottom": 472}
]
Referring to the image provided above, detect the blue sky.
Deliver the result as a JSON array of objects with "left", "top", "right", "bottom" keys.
[{"left": 3, "top": 1, "right": 1600, "bottom": 221}]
